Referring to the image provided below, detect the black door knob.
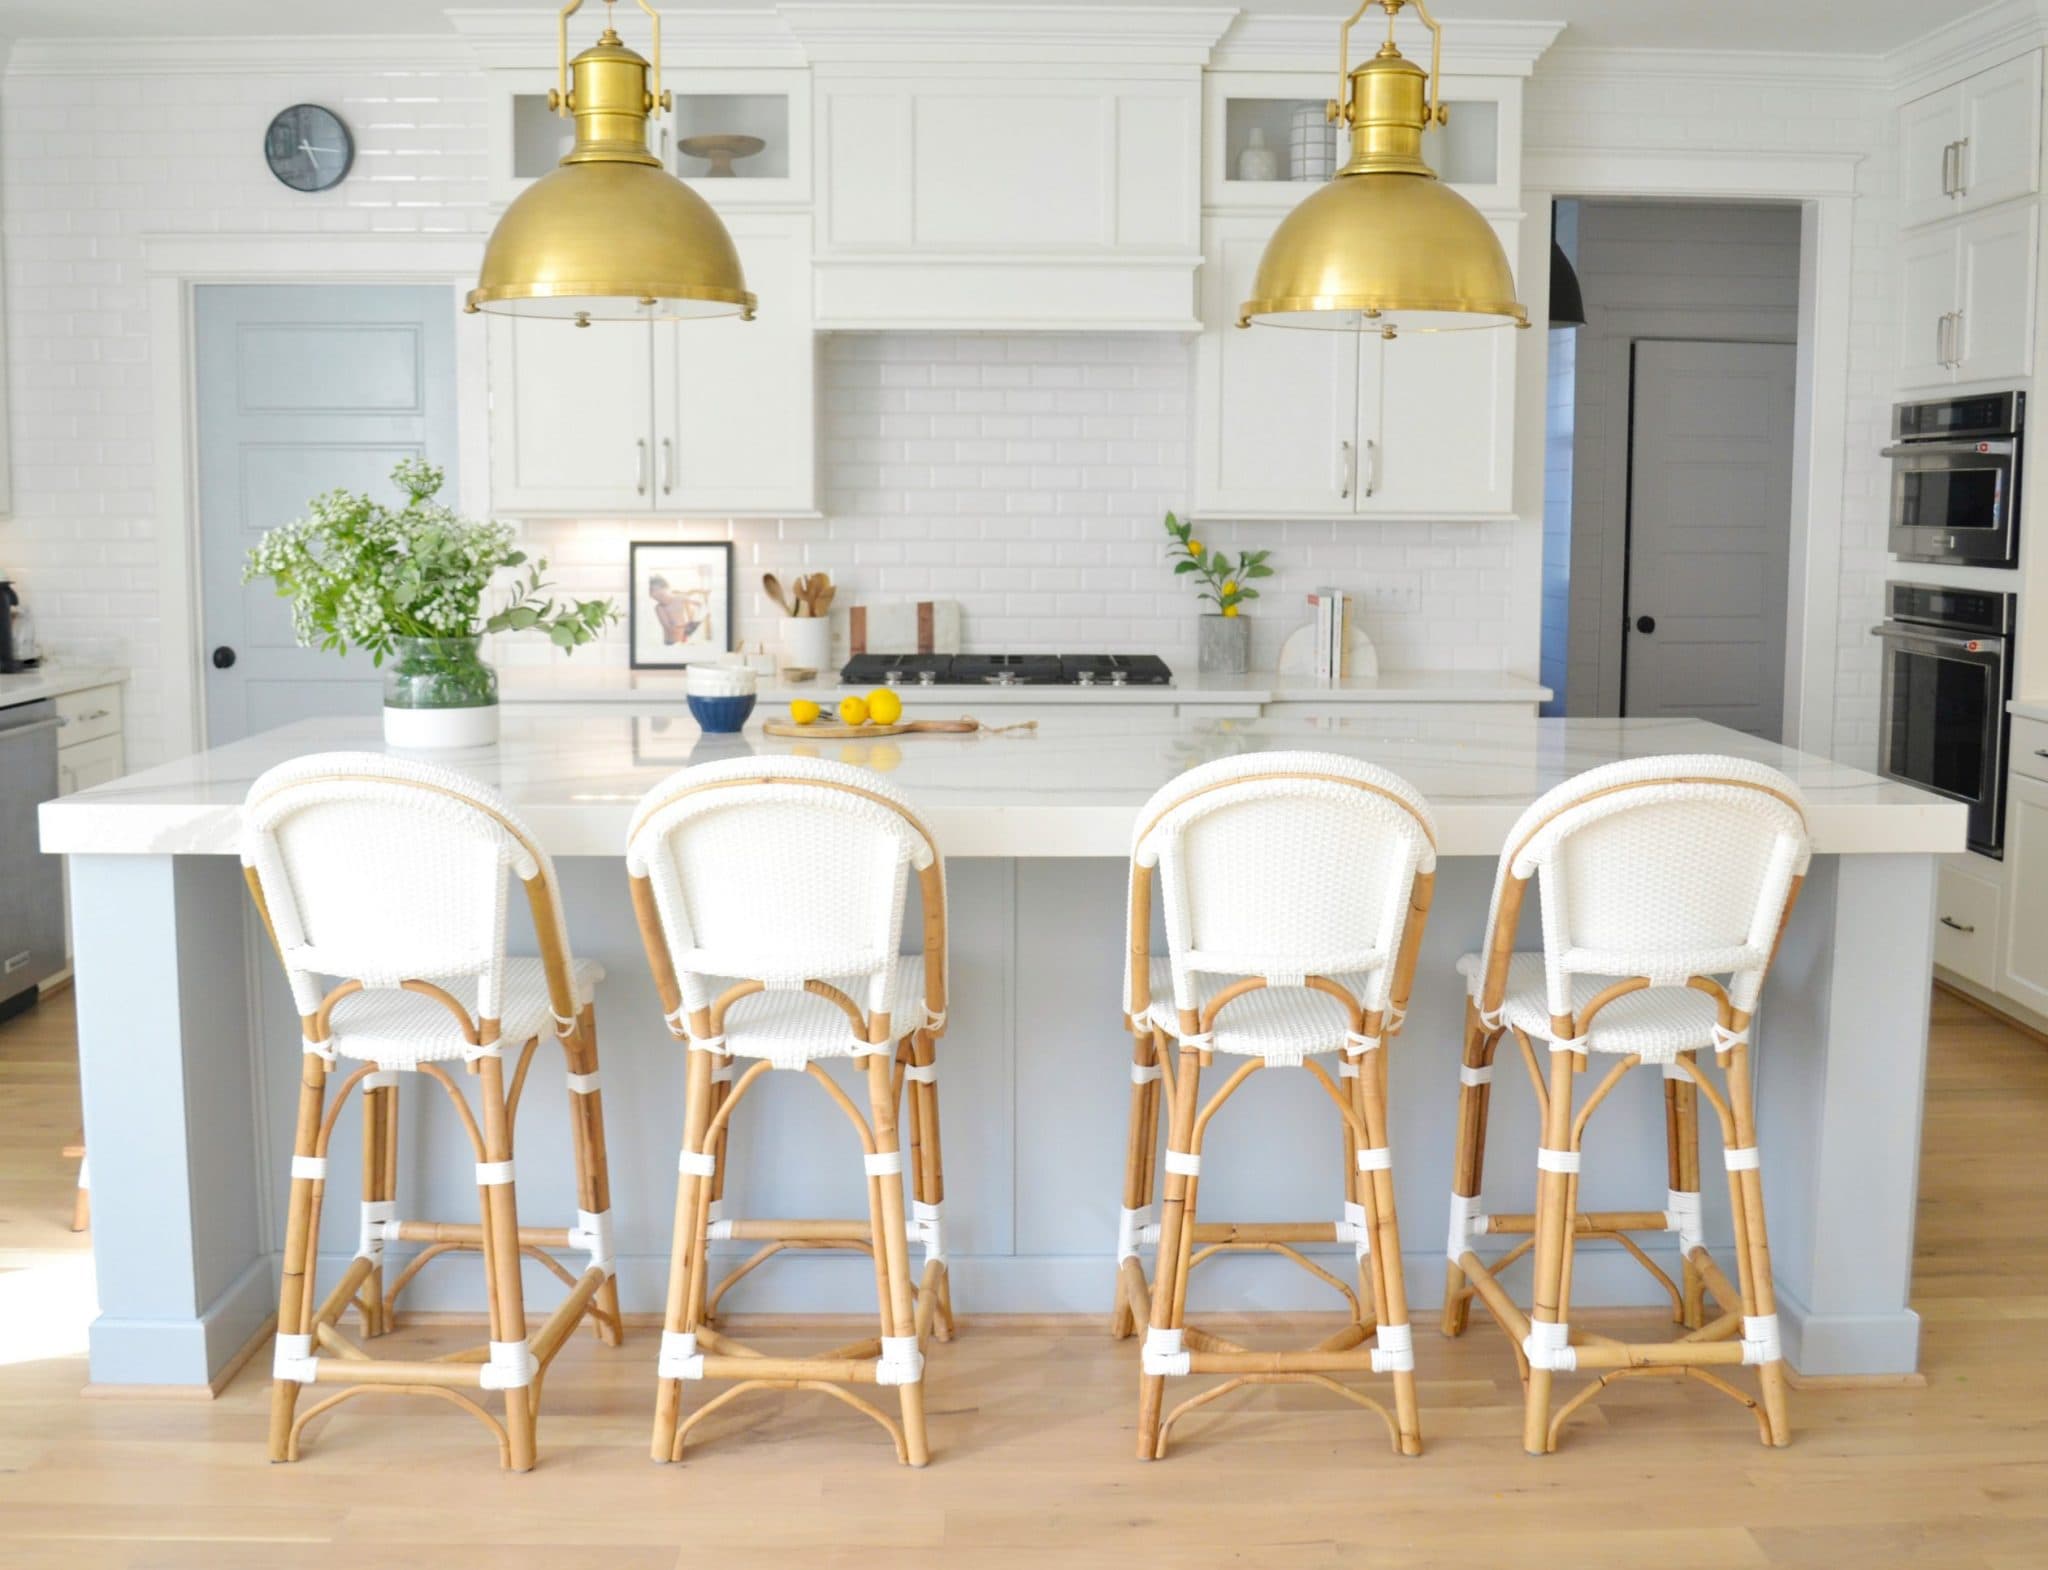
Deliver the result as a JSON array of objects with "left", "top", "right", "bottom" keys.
[
  {"left": 1634, "top": 615, "right": 1656, "bottom": 635},
  {"left": 211, "top": 646, "right": 237, "bottom": 669}
]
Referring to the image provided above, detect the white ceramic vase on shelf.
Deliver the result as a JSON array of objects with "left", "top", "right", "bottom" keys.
[{"left": 1237, "top": 126, "right": 1281, "bottom": 182}]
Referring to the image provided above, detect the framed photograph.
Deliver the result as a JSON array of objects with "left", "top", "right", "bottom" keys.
[{"left": 629, "top": 541, "right": 732, "bottom": 669}]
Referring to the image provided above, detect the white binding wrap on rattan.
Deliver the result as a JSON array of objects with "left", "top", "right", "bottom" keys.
[
  {"left": 479, "top": 1339, "right": 538, "bottom": 1391},
  {"left": 290, "top": 1155, "right": 327, "bottom": 1182},
  {"left": 1343, "top": 1029, "right": 1383, "bottom": 1056},
  {"left": 705, "top": 1198, "right": 733, "bottom": 1240},
  {"left": 1164, "top": 1149, "right": 1201, "bottom": 1177},
  {"left": 273, "top": 1332, "right": 318, "bottom": 1383},
  {"left": 1459, "top": 1062, "right": 1493, "bottom": 1087},
  {"left": 1371, "top": 1321, "right": 1414, "bottom": 1373},
  {"left": 1712, "top": 1022, "right": 1750, "bottom": 1055},
  {"left": 1459, "top": 755, "right": 1810, "bottom": 1064},
  {"left": 626, "top": 756, "right": 945, "bottom": 1073},
  {"left": 1741, "top": 1313, "right": 1782, "bottom": 1365},
  {"left": 864, "top": 1149, "right": 904, "bottom": 1178},
  {"left": 1724, "top": 1144, "right": 1760, "bottom": 1172},
  {"left": 1522, "top": 1319, "right": 1577, "bottom": 1371},
  {"left": 1129, "top": 1061, "right": 1162, "bottom": 1085},
  {"left": 474, "top": 1160, "right": 515, "bottom": 1187},
  {"left": 1665, "top": 1188, "right": 1704, "bottom": 1254},
  {"left": 678, "top": 1148, "right": 717, "bottom": 1178},
  {"left": 658, "top": 1329, "right": 705, "bottom": 1380},
  {"left": 1536, "top": 1146, "right": 1580, "bottom": 1175},
  {"left": 1447, "top": 1192, "right": 1487, "bottom": 1260},
  {"left": 568, "top": 1207, "right": 616, "bottom": 1277},
  {"left": 1339, "top": 1199, "right": 1372, "bottom": 1258},
  {"left": 1126, "top": 754, "right": 1437, "bottom": 1069},
  {"left": 1142, "top": 1325, "right": 1191, "bottom": 1377},
  {"left": 876, "top": 1335, "right": 925, "bottom": 1386},
  {"left": 356, "top": 1199, "right": 397, "bottom": 1263},
  {"left": 551, "top": 1010, "right": 578, "bottom": 1038},
  {"left": 240, "top": 752, "right": 598, "bottom": 1063},
  {"left": 1118, "top": 1203, "right": 1158, "bottom": 1262},
  {"left": 302, "top": 1036, "right": 336, "bottom": 1063},
  {"left": 911, "top": 1200, "right": 946, "bottom": 1265},
  {"left": 1356, "top": 1146, "right": 1392, "bottom": 1173},
  {"left": 1545, "top": 1031, "right": 1589, "bottom": 1055},
  {"left": 904, "top": 1061, "right": 939, "bottom": 1085},
  {"left": 565, "top": 1070, "right": 601, "bottom": 1096},
  {"left": 1338, "top": 1058, "right": 1359, "bottom": 1079}
]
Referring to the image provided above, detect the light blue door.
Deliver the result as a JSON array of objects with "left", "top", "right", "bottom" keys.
[{"left": 196, "top": 285, "right": 458, "bottom": 745}]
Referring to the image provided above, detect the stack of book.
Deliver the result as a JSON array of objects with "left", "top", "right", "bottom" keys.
[{"left": 1305, "top": 588, "right": 1352, "bottom": 682}]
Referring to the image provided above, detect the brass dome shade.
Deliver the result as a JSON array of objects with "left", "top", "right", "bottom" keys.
[
  {"left": 467, "top": 0, "right": 754, "bottom": 323},
  {"left": 1240, "top": 0, "right": 1526, "bottom": 336}
]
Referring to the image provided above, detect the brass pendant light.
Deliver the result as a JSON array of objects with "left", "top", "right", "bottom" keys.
[
  {"left": 1240, "top": 0, "right": 1527, "bottom": 337},
  {"left": 467, "top": 0, "right": 755, "bottom": 323}
]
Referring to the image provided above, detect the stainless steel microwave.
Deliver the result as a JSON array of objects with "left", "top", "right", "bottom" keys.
[{"left": 1884, "top": 391, "right": 2024, "bottom": 568}]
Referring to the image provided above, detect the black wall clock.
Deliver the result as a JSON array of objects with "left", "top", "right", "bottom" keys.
[{"left": 264, "top": 104, "right": 354, "bottom": 193}]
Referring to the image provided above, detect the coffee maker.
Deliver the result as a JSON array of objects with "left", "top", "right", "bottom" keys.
[{"left": 0, "top": 574, "right": 39, "bottom": 672}]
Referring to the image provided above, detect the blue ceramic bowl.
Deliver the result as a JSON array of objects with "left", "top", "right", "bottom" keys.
[{"left": 687, "top": 692, "right": 756, "bottom": 734}]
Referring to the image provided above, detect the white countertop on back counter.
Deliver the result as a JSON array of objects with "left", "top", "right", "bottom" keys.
[
  {"left": 2012, "top": 697, "right": 2048, "bottom": 724},
  {"left": 0, "top": 663, "right": 124, "bottom": 707},
  {"left": 498, "top": 666, "right": 1552, "bottom": 707},
  {"left": 42, "top": 708, "right": 1960, "bottom": 861}
]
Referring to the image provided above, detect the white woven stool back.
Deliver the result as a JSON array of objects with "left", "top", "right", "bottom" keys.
[
  {"left": 240, "top": 751, "right": 567, "bottom": 1022},
  {"left": 1498, "top": 754, "right": 1812, "bottom": 1018},
  {"left": 626, "top": 755, "right": 941, "bottom": 1018},
  {"left": 1130, "top": 752, "right": 1438, "bottom": 1018}
]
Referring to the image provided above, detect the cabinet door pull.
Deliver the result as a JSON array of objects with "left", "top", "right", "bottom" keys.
[
  {"left": 635, "top": 437, "right": 649, "bottom": 496},
  {"left": 1338, "top": 439, "right": 1354, "bottom": 500},
  {"left": 1954, "top": 136, "right": 1970, "bottom": 196},
  {"left": 2034, "top": 748, "right": 2048, "bottom": 759},
  {"left": 1941, "top": 139, "right": 1956, "bottom": 196},
  {"left": 1363, "top": 438, "right": 1378, "bottom": 498},
  {"left": 1950, "top": 310, "right": 1965, "bottom": 369},
  {"left": 661, "top": 436, "right": 675, "bottom": 495},
  {"left": 1939, "top": 916, "right": 1976, "bottom": 934}
]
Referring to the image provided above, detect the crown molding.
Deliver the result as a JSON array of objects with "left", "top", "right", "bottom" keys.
[
  {"left": 4, "top": 33, "right": 476, "bottom": 76},
  {"left": 443, "top": 7, "right": 807, "bottom": 71},
  {"left": 1885, "top": 0, "right": 2048, "bottom": 101},
  {"left": 1532, "top": 43, "right": 1887, "bottom": 94},
  {"left": 1524, "top": 145, "right": 1863, "bottom": 200},
  {"left": 778, "top": 4, "right": 1238, "bottom": 67},
  {"left": 1209, "top": 14, "right": 1565, "bottom": 77}
]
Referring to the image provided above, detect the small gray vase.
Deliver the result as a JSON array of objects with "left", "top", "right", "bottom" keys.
[{"left": 1196, "top": 613, "right": 1249, "bottom": 675}]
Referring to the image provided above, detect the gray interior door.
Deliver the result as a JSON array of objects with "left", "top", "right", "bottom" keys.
[
  {"left": 196, "top": 285, "right": 457, "bottom": 745},
  {"left": 1624, "top": 338, "right": 1796, "bottom": 740}
]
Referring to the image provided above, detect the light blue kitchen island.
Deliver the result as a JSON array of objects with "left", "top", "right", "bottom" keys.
[{"left": 40, "top": 708, "right": 1964, "bottom": 1388}]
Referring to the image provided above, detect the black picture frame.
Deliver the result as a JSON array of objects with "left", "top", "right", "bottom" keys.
[{"left": 628, "top": 541, "right": 733, "bottom": 669}]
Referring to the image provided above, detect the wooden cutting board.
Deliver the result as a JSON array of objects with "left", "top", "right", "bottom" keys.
[{"left": 762, "top": 717, "right": 1035, "bottom": 739}]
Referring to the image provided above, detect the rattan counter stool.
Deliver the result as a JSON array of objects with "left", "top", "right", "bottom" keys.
[
  {"left": 1440, "top": 755, "right": 1812, "bottom": 1452},
  {"left": 240, "top": 753, "right": 622, "bottom": 1471},
  {"left": 627, "top": 756, "right": 952, "bottom": 1467},
  {"left": 1111, "top": 753, "right": 1438, "bottom": 1460}
]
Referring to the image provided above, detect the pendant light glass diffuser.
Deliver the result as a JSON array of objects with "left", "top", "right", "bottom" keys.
[
  {"left": 1240, "top": 0, "right": 1526, "bottom": 336},
  {"left": 467, "top": 0, "right": 754, "bottom": 323}
]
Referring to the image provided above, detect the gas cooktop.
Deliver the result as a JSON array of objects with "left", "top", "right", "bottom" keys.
[{"left": 841, "top": 653, "right": 1173, "bottom": 688}]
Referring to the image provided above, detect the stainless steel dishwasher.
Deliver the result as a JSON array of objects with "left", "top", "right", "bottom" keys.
[{"left": 0, "top": 699, "right": 66, "bottom": 1022}]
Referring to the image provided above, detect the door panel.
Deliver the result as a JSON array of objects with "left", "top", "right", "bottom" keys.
[
  {"left": 488, "top": 314, "right": 653, "bottom": 512},
  {"left": 1365, "top": 316, "right": 1517, "bottom": 516},
  {"left": 196, "top": 285, "right": 458, "bottom": 746},
  {"left": 1956, "top": 202, "right": 2037, "bottom": 384},
  {"left": 1624, "top": 339, "right": 1796, "bottom": 740},
  {"left": 1957, "top": 52, "right": 2041, "bottom": 215},
  {"left": 1896, "top": 227, "right": 1958, "bottom": 389},
  {"left": 1898, "top": 84, "right": 1961, "bottom": 230}
]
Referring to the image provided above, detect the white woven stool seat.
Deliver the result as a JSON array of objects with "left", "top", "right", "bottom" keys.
[
  {"left": 1143, "top": 958, "right": 1374, "bottom": 1065},
  {"left": 1456, "top": 953, "right": 1718, "bottom": 1063},
  {"left": 709, "top": 956, "right": 929, "bottom": 1070},
  {"left": 326, "top": 958, "right": 604, "bottom": 1069}
]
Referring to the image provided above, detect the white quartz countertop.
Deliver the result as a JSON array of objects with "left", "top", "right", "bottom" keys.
[
  {"left": 0, "top": 663, "right": 124, "bottom": 708},
  {"left": 498, "top": 666, "right": 1551, "bottom": 708},
  {"left": 42, "top": 710, "right": 1963, "bottom": 860},
  {"left": 2012, "top": 697, "right": 2048, "bottom": 724}
]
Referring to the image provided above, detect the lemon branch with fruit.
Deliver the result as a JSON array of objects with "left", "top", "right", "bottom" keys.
[{"left": 1164, "top": 512, "right": 1271, "bottom": 617}]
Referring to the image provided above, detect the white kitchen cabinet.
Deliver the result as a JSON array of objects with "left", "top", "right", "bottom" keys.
[
  {"left": 1999, "top": 769, "right": 2048, "bottom": 1018},
  {"left": 1193, "top": 213, "right": 1519, "bottom": 519},
  {"left": 1895, "top": 204, "right": 2037, "bottom": 389},
  {"left": 487, "top": 215, "right": 816, "bottom": 516},
  {"left": 1934, "top": 854, "right": 2004, "bottom": 990},
  {"left": 1899, "top": 51, "right": 2042, "bottom": 229}
]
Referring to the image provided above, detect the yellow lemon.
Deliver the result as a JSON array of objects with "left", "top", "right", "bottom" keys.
[
  {"left": 837, "top": 695, "right": 869, "bottom": 726},
  {"left": 1222, "top": 604, "right": 1239, "bottom": 618},
  {"left": 866, "top": 687, "right": 904, "bottom": 725},
  {"left": 789, "top": 699, "right": 821, "bottom": 725},
  {"left": 1187, "top": 538, "right": 1203, "bottom": 555}
]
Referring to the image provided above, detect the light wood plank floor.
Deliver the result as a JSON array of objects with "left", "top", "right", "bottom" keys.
[{"left": 1, "top": 986, "right": 2043, "bottom": 1569}]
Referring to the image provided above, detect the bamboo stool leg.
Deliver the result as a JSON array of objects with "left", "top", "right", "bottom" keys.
[
  {"left": 66, "top": 1144, "right": 89, "bottom": 1233},
  {"left": 1136, "top": 1043, "right": 1202, "bottom": 1461},
  {"left": 565, "top": 1002, "right": 624, "bottom": 1347},
  {"left": 1722, "top": 1031, "right": 1790, "bottom": 1446},
  {"left": 1355, "top": 1044, "right": 1421, "bottom": 1456},
  {"left": 1666, "top": 1054, "right": 1706, "bottom": 1329},
  {"left": 865, "top": 1042, "right": 929, "bottom": 1466},
  {"left": 474, "top": 1051, "right": 537, "bottom": 1472},
  {"left": 1443, "top": 998, "right": 1496, "bottom": 1338},
  {"left": 903, "top": 1025, "right": 953, "bottom": 1342},
  {"left": 268, "top": 1048, "right": 330, "bottom": 1462},
  {"left": 652, "top": 1041, "right": 718, "bottom": 1462},
  {"left": 1522, "top": 1040, "right": 1579, "bottom": 1456},
  {"left": 1111, "top": 1026, "right": 1163, "bottom": 1340},
  {"left": 359, "top": 1076, "right": 393, "bottom": 1338}
]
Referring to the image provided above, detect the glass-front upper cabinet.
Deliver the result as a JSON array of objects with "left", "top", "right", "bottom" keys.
[
  {"left": 1204, "top": 71, "right": 1517, "bottom": 212},
  {"left": 489, "top": 68, "right": 810, "bottom": 206}
]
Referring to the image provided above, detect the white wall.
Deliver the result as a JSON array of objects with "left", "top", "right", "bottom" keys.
[{"left": 1562, "top": 198, "right": 1804, "bottom": 719}]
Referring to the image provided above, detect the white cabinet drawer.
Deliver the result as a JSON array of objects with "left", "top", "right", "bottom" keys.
[
  {"left": 55, "top": 683, "right": 122, "bottom": 748},
  {"left": 2013, "top": 714, "right": 2048, "bottom": 783},
  {"left": 1934, "top": 856, "right": 2002, "bottom": 989},
  {"left": 56, "top": 732, "right": 122, "bottom": 796}
]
